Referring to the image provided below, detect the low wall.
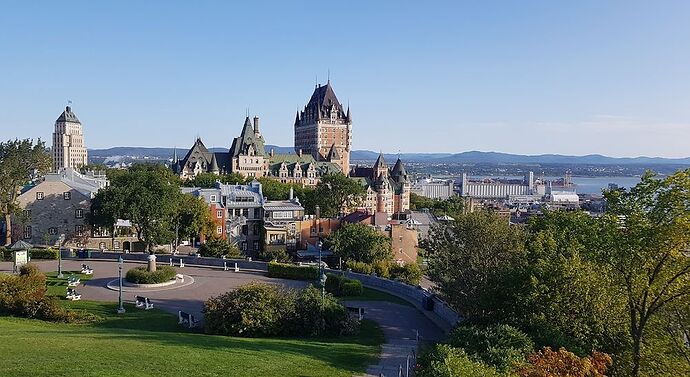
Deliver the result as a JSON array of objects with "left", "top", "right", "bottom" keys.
[
  {"left": 62, "top": 250, "right": 269, "bottom": 272},
  {"left": 335, "top": 269, "right": 461, "bottom": 332}
]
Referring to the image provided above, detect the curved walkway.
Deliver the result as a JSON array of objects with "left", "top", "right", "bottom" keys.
[{"left": 1, "top": 259, "right": 443, "bottom": 377}]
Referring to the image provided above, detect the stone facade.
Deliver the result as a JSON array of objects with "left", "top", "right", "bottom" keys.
[
  {"left": 350, "top": 154, "right": 411, "bottom": 216},
  {"left": 15, "top": 168, "right": 107, "bottom": 246},
  {"left": 52, "top": 106, "right": 88, "bottom": 171},
  {"left": 174, "top": 116, "right": 341, "bottom": 187}
]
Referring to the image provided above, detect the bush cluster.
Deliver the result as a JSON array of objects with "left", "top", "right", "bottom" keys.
[
  {"left": 325, "top": 273, "right": 363, "bottom": 297},
  {"left": 0, "top": 247, "right": 10, "bottom": 261},
  {"left": 199, "top": 237, "right": 241, "bottom": 258},
  {"left": 346, "top": 260, "right": 423, "bottom": 285},
  {"left": 29, "top": 248, "right": 59, "bottom": 260},
  {"left": 204, "top": 283, "right": 358, "bottom": 338},
  {"left": 0, "top": 264, "right": 94, "bottom": 323},
  {"left": 417, "top": 344, "right": 503, "bottom": 377},
  {"left": 125, "top": 265, "right": 177, "bottom": 284},
  {"left": 257, "top": 246, "right": 290, "bottom": 262},
  {"left": 267, "top": 262, "right": 318, "bottom": 280}
]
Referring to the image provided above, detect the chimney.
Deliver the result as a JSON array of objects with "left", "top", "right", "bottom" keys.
[
  {"left": 289, "top": 187, "right": 294, "bottom": 201},
  {"left": 315, "top": 205, "right": 320, "bottom": 220},
  {"left": 253, "top": 116, "right": 260, "bottom": 135}
]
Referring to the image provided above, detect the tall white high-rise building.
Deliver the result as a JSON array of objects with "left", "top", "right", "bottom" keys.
[{"left": 52, "top": 106, "right": 88, "bottom": 171}]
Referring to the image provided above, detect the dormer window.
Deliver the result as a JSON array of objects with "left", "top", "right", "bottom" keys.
[{"left": 63, "top": 192, "right": 71, "bottom": 200}]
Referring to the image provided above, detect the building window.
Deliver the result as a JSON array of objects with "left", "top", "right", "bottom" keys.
[
  {"left": 23, "top": 209, "right": 31, "bottom": 219},
  {"left": 23, "top": 225, "right": 32, "bottom": 239},
  {"left": 216, "top": 226, "right": 223, "bottom": 234},
  {"left": 75, "top": 225, "right": 84, "bottom": 236},
  {"left": 36, "top": 192, "right": 44, "bottom": 200},
  {"left": 113, "top": 240, "right": 121, "bottom": 249},
  {"left": 48, "top": 227, "right": 58, "bottom": 235},
  {"left": 253, "top": 241, "right": 259, "bottom": 250},
  {"left": 75, "top": 209, "right": 84, "bottom": 219},
  {"left": 210, "top": 195, "right": 217, "bottom": 202},
  {"left": 216, "top": 210, "right": 223, "bottom": 218},
  {"left": 241, "top": 241, "right": 247, "bottom": 251},
  {"left": 63, "top": 192, "right": 71, "bottom": 200}
]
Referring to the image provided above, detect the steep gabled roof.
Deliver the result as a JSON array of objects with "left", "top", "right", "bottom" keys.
[
  {"left": 374, "top": 153, "right": 386, "bottom": 170},
  {"left": 229, "top": 117, "right": 266, "bottom": 158},
  {"left": 56, "top": 106, "right": 81, "bottom": 124}
]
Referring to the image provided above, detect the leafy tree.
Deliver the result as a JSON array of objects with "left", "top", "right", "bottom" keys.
[
  {"left": 199, "top": 236, "right": 240, "bottom": 258},
  {"left": 416, "top": 344, "right": 504, "bottom": 377},
  {"left": 448, "top": 324, "right": 534, "bottom": 372},
  {"left": 410, "top": 193, "right": 464, "bottom": 218},
  {"left": 0, "top": 139, "right": 51, "bottom": 245},
  {"left": 172, "top": 194, "right": 215, "bottom": 246},
  {"left": 598, "top": 169, "right": 690, "bottom": 376},
  {"left": 256, "top": 177, "right": 313, "bottom": 201},
  {"left": 182, "top": 172, "right": 247, "bottom": 188},
  {"left": 426, "top": 211, "right": 526, "bottom": 321},
  {"left": 514, "top": 347, "right": 612, "bottom": 377},
  {"left": 94, "top": 164, "right": 179, "bottom": 255},
  {"left": 327, "top": 223, "right": 392, "bottom": 264},
  {"left": 304, "top": 173, "right": 365, "bottom": 217},
  {"left": 523, "top": 210, "right": 627, "bottom": 355}
]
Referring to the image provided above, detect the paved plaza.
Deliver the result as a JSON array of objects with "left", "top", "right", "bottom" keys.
[{"left": 1, "top": 258, "right": 444, "bottom": 376}]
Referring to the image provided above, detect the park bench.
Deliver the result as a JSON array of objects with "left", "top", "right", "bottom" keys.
[
  {"left": 81, "top": 264, "right": 93, "bottom": 275},
  {"left": 346, "top": 306, "right": 365, "bottom": 321},
  {"left": 178, "top": 311, "right": 200, "bottom": 328},
  {"left": 66, "top": 287, "right": 81, "bottom": 301},
  {"left": 67, "top": 275, "right": 80, "bottom": 287},
  {"left": 134, "top": 295, "right": 154, "bottom": 310}
]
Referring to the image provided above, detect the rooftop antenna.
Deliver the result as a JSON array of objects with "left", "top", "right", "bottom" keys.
[
  {"left": 327, "top": 68, "right": 330, "bottom": 83},
  {"left": 315, "top": 74, "right": 318, "bottom": 88}
]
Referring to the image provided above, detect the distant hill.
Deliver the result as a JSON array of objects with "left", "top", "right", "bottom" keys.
[{"left": 88, "top": 146, "right": 690, "bottom": 166}]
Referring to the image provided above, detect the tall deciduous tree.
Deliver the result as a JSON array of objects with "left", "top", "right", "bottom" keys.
[
  {"left": 327, "top": 222, "right": 392, "bottom": 264},
  {"left": 0, "top": 139, "right": 51, "bottom": 245},
  {"left": 305, "top": 173, "right": 365, "bottom": 217},
  {"left": 172, "top": 193, "right": 215, "bottom": 245},
  {"left": 426, "top": 211, "right": 526, "bottom": 321},
  {"left": 599, "top": 169, "right": 690, "bottom": 376},
  {"left": 95, "top": 164, "right": 180, "bottom": 255}
]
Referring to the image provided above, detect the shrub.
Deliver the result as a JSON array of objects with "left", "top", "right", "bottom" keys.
[
  {"left": 340, "top": 280, "right": 363, "bottom": 297},
  {"left": 125, "top": 265, "right": 177, "bottom": 284},
  {"left": 204, "top": 282, "right": 295, "bottom": 337},
  {"left": 417, "top": 344, "right": 503, "bottom": 377},
  {"left": 390, "top": 263, "right": 423, "bottom": 285},
  {"left": 204, "top": 283, "right": 358, "bottom": 338},
  {"left": 267, "top": 262, "right": 318, "bottom": 280},
  {"left": 514, "top": 347, "right": 612, "bottom": 377},
  {"left": 347, "top": 260, "right": 373, "bottom": 275},
  {"left": 325, "top": 273, "right": 344, "bottom": 295},
  {"left": 0, "top": 246, "right": 11, "bottom": 261},
  {"left": 19, "top": 263, "right": 42, "bottom": 277},
  {"left": 258, "top": 246, "right": 290, "bottom": 262},
  {"left": 29, "top": 248, "right": 59, "bottom": 260},
  {"left": 448, "top": 324, "right": 534, "bottom": 372},
  {"left": 372, "top": 260, "right": 391, "bottom": 278},
  {"left": 199, "top": 237, "right": 241, "bottom": 258}
]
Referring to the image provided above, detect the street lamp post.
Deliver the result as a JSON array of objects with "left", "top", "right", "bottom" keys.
[
  {"left": 117, "top": 256, "right": 125, "bottom": 314},
  {"left": 57, "top": 234, "right": 65, "bottom": 278},
  {"left": 318, "top": 241, "right": 326, "bottom": 302}
]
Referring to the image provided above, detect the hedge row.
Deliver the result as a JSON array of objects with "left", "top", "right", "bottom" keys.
[
  {"left": 29, "top": 248, "right": 59, "bottom": 260},
  {"left": 267, "top": 262, "right": 319, "bottom": 280},
  {"left": 346, "top": 260, "right": 423, "bottom": 285},
  {"left": 125, "top": 265, "right": 177, "bottom": 284},
  {"left": 325, "top": 273, "right": 363, "bottom": 297}
]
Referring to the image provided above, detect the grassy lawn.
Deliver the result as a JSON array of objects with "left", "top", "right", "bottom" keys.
[
  {"left": 45, "top": 270, "right": 93, "bottom": 297},
  {"left": 0, "top": 301, "right": 384, "bottom": 377},
  {"left": 340, "top": 287, "right": 414, "bottom": 307}
]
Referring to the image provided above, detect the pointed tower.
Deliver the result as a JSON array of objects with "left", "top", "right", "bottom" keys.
[
  {"left": 294, "top": 81, "right": 352, "bottom": 174},
  {"left": 209, "top": 153, "right": 220, "bottom": 174},
  {"left": 373, "top": 153, "right": 388, "bottom": 179}
]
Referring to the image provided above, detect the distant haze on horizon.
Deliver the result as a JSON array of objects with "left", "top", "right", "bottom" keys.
[{"left": 2, "top": 1, "right": 689, "bottom": 158}]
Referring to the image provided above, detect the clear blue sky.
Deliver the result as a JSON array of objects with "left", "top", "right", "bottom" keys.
[{"left": 1, "top": 1, "right": 689, "bottom": 157}]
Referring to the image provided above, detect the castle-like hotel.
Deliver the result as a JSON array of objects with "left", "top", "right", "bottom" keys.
[{"left": 172, "top": 81, "right": 410, "bottom": 215}]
